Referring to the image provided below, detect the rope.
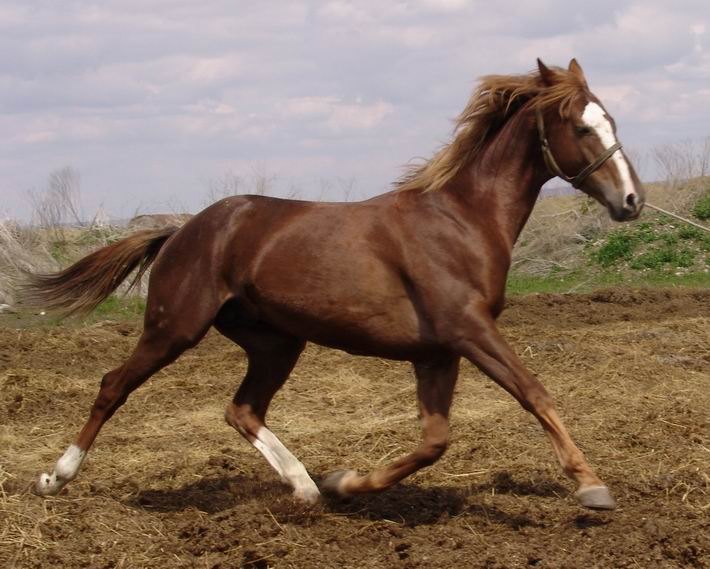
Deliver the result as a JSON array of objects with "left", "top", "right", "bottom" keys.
[{"left": 645, "top": 202, "right": 710, "bottom": 233}]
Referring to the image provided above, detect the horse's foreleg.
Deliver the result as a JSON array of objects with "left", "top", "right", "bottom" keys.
[
  {"left": 455, "top": 309, "right": 615, "bottom": 510},
  {"left": 323, "top": 356, "right": 459, "bottom": 495}
]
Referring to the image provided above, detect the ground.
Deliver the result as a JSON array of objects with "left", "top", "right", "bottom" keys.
[{"left": 0, "top": 288, "right": 708, "bottom": 568}]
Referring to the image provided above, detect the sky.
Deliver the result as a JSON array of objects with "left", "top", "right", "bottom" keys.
[{"left": 1, "top": 0, "right": 708, "bottom": 220}]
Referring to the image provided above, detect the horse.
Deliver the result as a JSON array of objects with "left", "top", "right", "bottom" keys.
[{"left": 24, "top": 59, "right": 644, "bottom": 510}]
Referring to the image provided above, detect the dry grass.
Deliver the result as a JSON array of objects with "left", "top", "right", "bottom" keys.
[{"left": 0, "top": 289, "right": 707, "bottom": 567}]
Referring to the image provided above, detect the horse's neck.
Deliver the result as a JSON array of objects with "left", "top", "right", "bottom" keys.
[{"left": 449, "top": 110, "right": 550, "bottom": 249}]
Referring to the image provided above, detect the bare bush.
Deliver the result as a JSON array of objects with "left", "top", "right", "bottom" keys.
[
  {"left": 204, "top": 167, "right": 361, "bottom": 206},
  {"left": 652, "top": 138, "right": 710, "bottom": 211},
  {"left": 654, "top": 139, "right": 710, "bottom": 187},
  {"left": 27, "top": 166, "right": 84, "bottom": 242},
  {"left": 203, "top": 166, "right": 278, "bottom": 206},
  {"left": 27, "top": 189, "right": 64, "bottom": 243},
  {"left": 251, "top": 164, "right": 275, "bottom": 196},
  {"left": 49, "top": 166, "right": 83, "bottom": 225},
  {"left": 204, "top": 171, "right": 244, "bottom": 206},
  {"left": 317, "top": 177, "right": 358, "bottom": 201}
]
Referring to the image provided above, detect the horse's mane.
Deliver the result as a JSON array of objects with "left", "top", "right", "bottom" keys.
[{"left": 396, "top": 66, "right": 590, "bottom": 193}]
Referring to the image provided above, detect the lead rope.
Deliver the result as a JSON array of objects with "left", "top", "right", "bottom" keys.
[{"left": 644, "top": 202, "right": 710, "bottom": 233}]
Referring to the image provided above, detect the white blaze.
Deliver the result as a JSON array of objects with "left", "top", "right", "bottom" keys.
[{"left": 581, "top": 102, "right": 635, "bottom": 201}]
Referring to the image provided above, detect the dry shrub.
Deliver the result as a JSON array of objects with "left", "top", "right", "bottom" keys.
[
  {"left": 0, "top": 223, "right": 141, "bottom": 310},
  {"left": 0, "top": 222, "right": 54, "bottom": 306},
  {"left": 513, "top": 193, "right": 611, "bottom": 275},
  {"left": 26, "top": 166, "right": 84, "bottom": 244},
  {"left": 654, "top": 138, "right": 710, "bottom": 190}
]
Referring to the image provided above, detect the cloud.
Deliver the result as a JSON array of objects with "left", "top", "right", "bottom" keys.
[
  {"left": 1, "top": 0, "right": 708, "bottom": 219},
  {"left": 280, "top": 96, "right": 393, "bottom": 132}
]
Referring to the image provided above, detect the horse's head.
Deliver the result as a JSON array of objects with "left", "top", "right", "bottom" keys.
[{"left": 535, "top": 59, "right": 645, "bottom": 222}]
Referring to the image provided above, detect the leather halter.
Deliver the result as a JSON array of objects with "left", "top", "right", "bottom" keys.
[{"left": 535, "top": 108, "right": 622, "bottom": 189}]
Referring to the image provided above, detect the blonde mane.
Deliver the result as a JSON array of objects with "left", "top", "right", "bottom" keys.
[{"left": 396, "top": 66, "right": 590, "bottom": 193}]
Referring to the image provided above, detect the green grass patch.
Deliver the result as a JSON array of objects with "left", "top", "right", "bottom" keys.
[
  {"left": 629, "top": 247, "right": 695, "bottom": 270},
  {"left": 692, "top": 193, "right": 710, "bottom": 220},
  {"left": 588, "top": 213, "right": 708, "bottom": 275},
  {"left": 0, "top": 294, "right": 146, "bottom": 329},
  {"left": 91, "top": 295, "right": 146, "bottom": 320},
  {"left": 678, "top": 226, "right": 703, "bottom": 240},
  {"left": 594, "top": 230, "right": 636, "bottom": 266},
  {"left": 507, "top": 270, "right": 710, "bottom": 295},
  {"left": 634, "top": 222, "right": 659, "bottom": 243}
]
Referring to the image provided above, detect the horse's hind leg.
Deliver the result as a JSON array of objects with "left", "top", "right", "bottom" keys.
[
  {"left": 215, "top": 321, "right": 319, "bottom": 503},
  {"left": 323, "top": 356, "right": 459, "bottom": 496},
  {"left": 36, "top": 304, "right": 213, "bottom": 496}
]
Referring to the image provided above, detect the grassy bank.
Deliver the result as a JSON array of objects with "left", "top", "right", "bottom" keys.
[{"left": 509, "top": 178, "right": 709, "bottom": 294}]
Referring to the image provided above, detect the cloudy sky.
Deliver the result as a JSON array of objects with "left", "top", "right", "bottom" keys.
[{"left": 1, "top": 0, "right": 708, "bottom": 220}]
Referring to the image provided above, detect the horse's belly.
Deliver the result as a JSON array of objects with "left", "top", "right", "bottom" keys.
[{"left": 253, "top": 291, "right": 434, "bottom": 360}]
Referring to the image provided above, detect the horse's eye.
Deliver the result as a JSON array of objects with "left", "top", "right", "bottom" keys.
[{"left": 575, "top": 126, "right": 592, "bottom": 136}]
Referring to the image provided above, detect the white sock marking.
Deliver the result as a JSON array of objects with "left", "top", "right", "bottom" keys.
[
  {"left": 252, "top": 427, "right": 320, "bottom": 503},
  {"left": 252, "top": 438, "right": 287, "bottom": 481},
  {"left": 37, "top": 444, "right": 86, "bottom": 496},
  {"left": 581, "top": 102, "right": 635, "bottom": 202}
]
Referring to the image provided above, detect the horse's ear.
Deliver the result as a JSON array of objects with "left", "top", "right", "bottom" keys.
[
  {"left": 568, "top": 58, "right": 588, "bottom": 87},
  {"left": 537, "top": 58, "right": 556, "bottom": 86}
]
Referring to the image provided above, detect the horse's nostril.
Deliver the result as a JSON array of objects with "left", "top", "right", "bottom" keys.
[{"left": 626, "top": 194, "right": 636, "bottom": 209}]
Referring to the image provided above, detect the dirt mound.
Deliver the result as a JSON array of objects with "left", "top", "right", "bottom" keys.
[{"left": 1, "top": 288, "right": 708, "bottom": 568}]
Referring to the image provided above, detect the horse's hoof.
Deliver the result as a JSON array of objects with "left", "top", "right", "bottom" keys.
[
  {"left": 292, "top": 482, "right": 321, "bottom": 505},
  {"left": 576, "top": 485, "right": 616, "bottom": 510},
  {"left": 36, "top": 472, "right": 62, "bottom": 496},
  {"left": 321, "top": 470, "right": 357, "bottom": 496}
]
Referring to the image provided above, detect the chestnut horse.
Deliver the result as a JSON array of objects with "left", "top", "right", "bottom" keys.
[{"left": 27, "top": 59, "right": 644, "bottom": 510}]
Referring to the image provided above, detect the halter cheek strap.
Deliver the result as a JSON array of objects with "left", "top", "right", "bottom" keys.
[{"left": 535, "top": 108, "right": 622, "bottom": 189}]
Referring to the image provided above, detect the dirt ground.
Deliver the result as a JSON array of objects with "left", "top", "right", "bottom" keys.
[{"left": 0, "top": 288, "right": 708, "bottom": 568}]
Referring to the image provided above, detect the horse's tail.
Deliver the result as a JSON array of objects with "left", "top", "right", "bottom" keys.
[{"left": 19, "top": 227, "right": 179, "bottom": 317}]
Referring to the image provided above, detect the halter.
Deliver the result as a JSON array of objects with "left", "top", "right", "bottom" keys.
[{"left": 535, "top": 108, "right": 622, "bottom": 189}]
